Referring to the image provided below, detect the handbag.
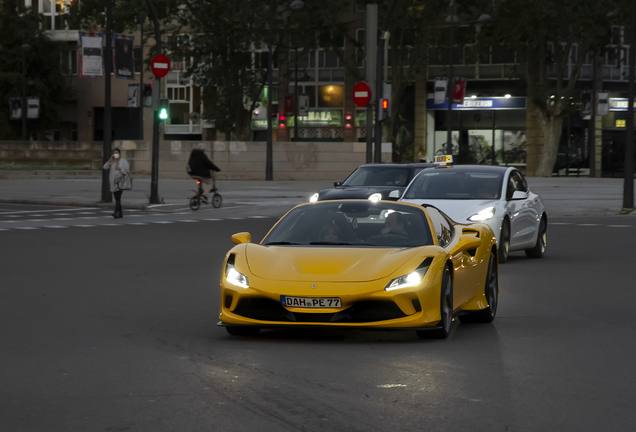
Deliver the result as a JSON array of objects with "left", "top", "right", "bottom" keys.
[{"left": 114, "top": 170, "right": 133, "bottom": 190}]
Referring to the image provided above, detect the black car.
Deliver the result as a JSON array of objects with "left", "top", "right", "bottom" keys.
[{"left": 310, "top": 162, "right": 435, "bottom": 202}]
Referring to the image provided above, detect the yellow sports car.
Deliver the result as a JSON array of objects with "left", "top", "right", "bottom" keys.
[{"left": 219, "top": 200, "right": 498, "bottom": 339}]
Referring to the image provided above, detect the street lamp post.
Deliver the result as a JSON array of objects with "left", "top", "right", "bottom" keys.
[
  {"left": 446, "top": 2, "right": 457, "bottom": 156},
  {"left": 624, "top": 0, "right": 635, "bottom": 211},
  {"left": 294, "top": 47, "right": 300, "bottom": 141},
  {"left": 21, "top": 43, "right": 31, "bottom": 142},
  {"left": 265, "top": 0, "right": 304, "bottom": 180}
]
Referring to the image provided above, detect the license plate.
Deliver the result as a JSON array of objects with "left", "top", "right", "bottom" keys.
[{"left": 281, "top": 296, "right": 341, "bottom": 308}]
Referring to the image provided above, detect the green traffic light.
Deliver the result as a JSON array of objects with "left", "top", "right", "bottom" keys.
[{"left": 159, "top": 108, "right": 168, "bottom": 120}]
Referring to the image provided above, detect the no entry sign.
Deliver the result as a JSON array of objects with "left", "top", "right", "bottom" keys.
[
  {"left": 151, "top": 54, "right": 170, "bottom": 78},
  {"left": 353, "top": 82, "right": 372, "bottom": 107}
]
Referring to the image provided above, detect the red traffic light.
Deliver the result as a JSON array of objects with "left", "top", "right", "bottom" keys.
[{"left": 382, "top": 99, "right": 388, "bottom": 110}]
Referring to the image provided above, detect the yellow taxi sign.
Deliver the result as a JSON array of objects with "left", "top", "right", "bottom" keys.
[{"left": 434, "top": 154, "right": 454, "bottom": 164}]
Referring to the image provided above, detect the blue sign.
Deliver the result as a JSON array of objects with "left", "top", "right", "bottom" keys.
[
  {"left": 427, "top": 97, "right": 526, "bottom": 110},
  {"left": 609, "top": 98, "right": 636, "bottom": 111}
]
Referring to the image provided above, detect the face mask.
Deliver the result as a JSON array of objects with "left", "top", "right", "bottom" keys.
[{"left": 114, "top": 154, "right": 120, "bottom": 159}]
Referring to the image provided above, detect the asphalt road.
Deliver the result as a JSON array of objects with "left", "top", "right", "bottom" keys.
[{"left": 1, "top": 207, "right": 635, "bottom": 432}]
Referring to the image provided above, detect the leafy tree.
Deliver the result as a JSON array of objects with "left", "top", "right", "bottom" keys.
[
  {"left": 0, "top": 0, "right": 67, "bottom": 140},
  {"left": 167, "top": 0, "right": 348, "bottom": 141},
  {"left": 359, "top": 0, "right": 459, "bottom": 162},
  {"left": 482, "top": 0, "right": 624, "bottom": 176}
]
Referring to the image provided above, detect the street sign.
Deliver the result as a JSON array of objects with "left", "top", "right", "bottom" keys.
[
  {"left": 353, "top": 82, "right": 372, "bottom": 107},
  {"left": 151, "top": 54, "right": 170, "bottom": 78}
]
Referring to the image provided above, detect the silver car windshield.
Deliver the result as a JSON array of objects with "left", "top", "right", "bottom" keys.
[
  {"left": 263, "top": 201, "right": 433, "bottom": 247},
  {"left": 343, "top": 167, "right": 411, "bottom": 187},
  {"left": 404, "top": 171, "right": 503, "bottom": 200}
]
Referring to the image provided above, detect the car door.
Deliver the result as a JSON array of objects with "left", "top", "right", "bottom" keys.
[{"left": 505, "top": 170, "right": 537, "bottom": 248}]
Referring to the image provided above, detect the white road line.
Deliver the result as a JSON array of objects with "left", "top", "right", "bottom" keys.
[
  {"left": 203, "top": 218, "right": 222, "bottom": 221},
  {"left": 0, "top": 220, "right": 20, "bottom": 223},
  {"left": 45, "top": 226, "right": 69, "bottom": 229},
  {"left": 248, "top": 216, "right": 268, "bottom": 218},
  {"left": 551, "top": 222, "right": 572, "bottom": 225},
  {"left": 229, "top": 217, "right": 245, "bottom": 220},
  {"left": 26, "top": 219, "right": 47, "bottom": 222},
  {"left": 52, "top": 213, "right": 72, "bottom": 216},
  {"left": 0, "top": 228, "right": 10, "bottom": 231},
  {"left": 53, "top": 218, "right": 73, "bottom": 221},
  {"left": 177, "top": 220, "right": 199, "bottom": 222},
  {"left": 151, "top": 221, "right": 174, "bottom": 224},
  {"left": 3, "top": 215, "right": 22, "bottom": 218},
  {"left": 14, "top": 227, "right": 39, "bottom": 230},
  {"left": 100, "top": 224, "right": 122, "bottom": 226},
  {"left": 77, "top": 212, "right": 95, "bottom": 214},
  {"left": 578, "top": 223, "right": 600, "bottom": 226},
  {"left": 0, "top": 207, "right": 98, "bottom": 215},
  {"left": 76, "top": 225, "right": 96, "bottom": 228},
  {"left": 608, "top": 224, "right": 633, "bottom": 228},
  {"left": 127, "top": 223, "right": 148, "bottom": 225}
]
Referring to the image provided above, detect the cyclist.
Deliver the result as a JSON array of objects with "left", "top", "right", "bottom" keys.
[{"left": 187, "top": 147, "right": 221, "bottom": 203}]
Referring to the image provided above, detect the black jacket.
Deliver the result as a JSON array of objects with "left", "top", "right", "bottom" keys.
[{"left": 187, "top": 149, "right": 221, "bottom": 178}]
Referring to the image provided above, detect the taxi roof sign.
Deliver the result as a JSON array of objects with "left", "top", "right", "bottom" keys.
[{"left": 434, "top": 154, "right": 454, "bottom": 165}]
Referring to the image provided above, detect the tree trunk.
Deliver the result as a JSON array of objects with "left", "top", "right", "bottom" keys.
[
  {"left": 232, "top": 107, "right": 252, "bottom": 141},
  {"left": 534, "top": 111, "right": 563, "bottom": 177}
]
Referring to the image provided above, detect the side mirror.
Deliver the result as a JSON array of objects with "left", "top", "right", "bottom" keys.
[
  {"left": 334, "top": 180, "right": 343, "bottom": 187},
  {"left": 388, "top": 190, "right": 401, "bottom": 200},
  {"left": 451, "top": 235, "right": 482, "bottom": 254},
  {"left": 511, "top": 191, "right": 528, "bottom": 200},
  {"left": 231, "top": 232, "right": 252, "bottom": 244}
]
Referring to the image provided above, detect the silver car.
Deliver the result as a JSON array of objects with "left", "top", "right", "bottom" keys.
[{"left": 399, "top": 165, "right": 547, "bottom": 263}]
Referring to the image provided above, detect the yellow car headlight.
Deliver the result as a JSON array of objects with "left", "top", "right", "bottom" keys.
[
  {"left": 226, "top": 263, "right": 249, "bottom": 288},
  {"left": 384, "top": 259, "right": 432, "bottom": 291}
]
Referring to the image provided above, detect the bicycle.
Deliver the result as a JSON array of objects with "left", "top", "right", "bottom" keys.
[{"left": 189, "top": 175, "right": 222, "bottom": 211}]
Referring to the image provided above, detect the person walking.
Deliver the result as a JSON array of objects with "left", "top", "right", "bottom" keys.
[
  {"left": 187, "top": 147, "right": 221, "bottom": 203},
  {"left": 103, "top": 147, "right": 130, "bottom": 218}
]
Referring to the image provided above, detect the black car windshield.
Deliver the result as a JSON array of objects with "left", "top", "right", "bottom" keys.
[
  {"left": 404, "top": 170, "right": 503, "bottom": 200},
  {"left": 263, "top": 201, "right": 433, "bottom": 248},
  {"left": 343, "top": 167, "right": 411, "bottom": 187}
]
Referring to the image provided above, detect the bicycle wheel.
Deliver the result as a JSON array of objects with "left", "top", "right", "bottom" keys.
[
  {"left": 189, "top": 196, "right": 201, "bottom": 211},
  {"left": 212, "top": 193, "right": 222, "bottom": 208}
]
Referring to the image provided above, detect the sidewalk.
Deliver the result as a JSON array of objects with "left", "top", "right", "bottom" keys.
[{"left": 0, "top": 176, "right": 634, "bottom": 217}]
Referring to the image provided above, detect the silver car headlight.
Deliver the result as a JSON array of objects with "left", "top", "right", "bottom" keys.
[
  {"left": 385, "top": 261, "right": 432, "bottom": 291},
  {"left": 309, "top": 193, "right": 319, "bottom": 203},
  {"left": 368, "top": 193, "right": 382, "bottom": 202},
  {"left": 468, "top": 206, "right": 495, "bottom": 221},
  {"left": 226, "top": 263, "right": 249, "bottom": 288}
]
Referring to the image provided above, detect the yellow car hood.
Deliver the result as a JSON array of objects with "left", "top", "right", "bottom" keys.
[{"left": 245, "top": 244, "right": 420, "bottom": 282}]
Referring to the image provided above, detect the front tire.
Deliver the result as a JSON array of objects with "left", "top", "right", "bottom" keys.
[
  {"left": 525, "top": 216, "right": 547, "bottom": 258},
  {"left": 226, "top": 326, "right": 260, "bottom": 336},
  {"left": 417, "top": 265, "right": 453, "bottom": 339},
  {"left": 499, "top": 219, "right": 510, "bottom": 263},
  {"left": 459, "top": 250, "right": 498, "bottom": 323}
]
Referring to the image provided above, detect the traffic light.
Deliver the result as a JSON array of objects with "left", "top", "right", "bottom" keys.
[
  {"left": 380, "top": 98, "right": 389, "bottom": 120},
  {"left": 158, "top": 99, "right": 169, "bottom": 121},
  {"left": 142, "top": 84, "right": 152, "bottom": 107}
]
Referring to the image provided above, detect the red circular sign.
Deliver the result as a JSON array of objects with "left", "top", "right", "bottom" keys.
[
  {"left": 151, "top": 54, "right": 170, "bottom": 78},
  {"left": 353, "top": 82, "right": 372, "bottom": 107}
]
